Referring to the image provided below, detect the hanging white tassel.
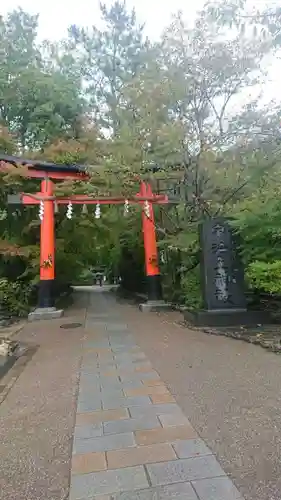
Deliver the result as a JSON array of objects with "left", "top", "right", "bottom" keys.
[
  {"left": 54, "top": 201, "right": 59, "bottom": 214},
  {"left": 0, "top": 209, "right": 8, "bottom": 220},
  {"left": 124, "top": 199, "right": 129, "bottom": 216},
  {"left": 95, "top": 203, "right": 101, "bottom": 219},
  {"left": 144, "top": 200, "right": 150, "bottom": 218},
  {"left": 39, "top": 200, "right": 44, "bottom": 221},
  {"left": 66, "top": 201, "right": 73, "bottom": 219},
  {"left": 82, "top": 204, "right": 88, "bottom": 214}
]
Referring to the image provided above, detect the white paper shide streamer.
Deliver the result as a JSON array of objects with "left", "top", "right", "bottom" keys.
[
  {"left": 144, "top": 200, "right": 150, "bottom": 218},
  {"left": 39, "top": 200, "right": 44, "bottom": 221},
  {"left": 66, "top": 201, "right": 73, "bottom": 219},
  {"left": 95, "top": 203, "right": 101, "bottom": 219},
  {"left": 124, "top": 199, "right": 129, "bottom": 216}
]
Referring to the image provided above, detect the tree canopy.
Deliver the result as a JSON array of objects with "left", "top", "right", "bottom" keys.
[{"left": 1, "top": 0, "right": 281, "bottom": 314}]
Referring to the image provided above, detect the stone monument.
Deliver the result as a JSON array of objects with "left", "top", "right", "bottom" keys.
[{"left": 184, "top": 218, "right": 272, "bottom": 326}]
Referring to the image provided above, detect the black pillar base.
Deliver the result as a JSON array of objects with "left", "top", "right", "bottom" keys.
[
  {"left": 146, "top": 274, "right": 163, "bottom": 302},
  {"left": 38, "top": 279, "right": 55, "bottom": 308}
]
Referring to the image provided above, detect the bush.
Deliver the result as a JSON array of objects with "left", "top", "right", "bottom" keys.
[
  {"left": 180, "top": 265, "right": 203, "bottom": 310},
  {"left": 246, "top": 260, "right": 281, "bottom": 294},
  {"left": 0, "top": 278, "right": 34, "bottom": 316}
]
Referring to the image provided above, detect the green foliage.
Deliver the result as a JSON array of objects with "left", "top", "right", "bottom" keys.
[
  {"left": 180, "top": 266, "right": 203, "bottom": 310},
  {"left": 66, "top": 0, "right": 149, "bottom": 134},
  {"left": 1, "top": 0, "right": 281, "bottom": 315},
  {"left": 0, "top": 278, "right": 34, "bottom": 316},
  {"left": 246, "top": 261, "right": 281, "bottom": 295},
  {"left": 0, "top": 10, "right": 84, "bottom": 148}
]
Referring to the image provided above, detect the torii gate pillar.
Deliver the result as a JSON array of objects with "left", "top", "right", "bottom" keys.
[
  {"left": 139, "top": 182, "right": 171, "bottom": 313},
  {"left": 38, "top": 178, "right": 56, "bottom": 308},
  {"left": 29, "top": 177, "right": 63, "bottom": 322}
]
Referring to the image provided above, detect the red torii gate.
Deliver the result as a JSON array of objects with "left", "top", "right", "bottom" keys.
[{"left": 0, "top": 155, "right": 168, "bottom": 320}]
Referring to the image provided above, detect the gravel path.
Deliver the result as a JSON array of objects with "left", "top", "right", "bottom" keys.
[
  {"left": 117, "top": 300, "right": 281, "bottom": 500},
  {"left": 0, "top": 293, "right": 87, "bottom": 500}
]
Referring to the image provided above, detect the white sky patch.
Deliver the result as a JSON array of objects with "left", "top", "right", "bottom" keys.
[{"left": 1, "top": 0, "right": 280, "bottom": 105}]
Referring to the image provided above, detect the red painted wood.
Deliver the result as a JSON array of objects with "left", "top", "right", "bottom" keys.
[
  {"left": 21, "top": 194, "right": 168, "bottom": 205},
  {"left": 140, "top": 182, "right": 160, "bottom": 277},
  {"left": 40, "top": 180, "right": 55, "bottom": 281}
]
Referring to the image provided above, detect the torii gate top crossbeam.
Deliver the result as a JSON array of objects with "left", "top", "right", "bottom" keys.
[{"left": 0, "top": 155, "right": 89, "bottom": 180}]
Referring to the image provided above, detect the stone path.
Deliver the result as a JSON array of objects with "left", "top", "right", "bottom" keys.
[{"left": 69, "top": 292, "right": 243, "bottom": 499}]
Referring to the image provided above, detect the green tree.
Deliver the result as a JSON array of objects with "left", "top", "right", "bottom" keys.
[
  {"left": 65, "top": 0, "right": 149, "bottom": 133},
  {"left": 0, "top": 9, "right": 84, "bottom": 149}
]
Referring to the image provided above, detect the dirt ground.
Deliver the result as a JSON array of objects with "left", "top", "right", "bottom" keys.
[{"left": 0, "top": 293, "right": 87, "bottom": 500}]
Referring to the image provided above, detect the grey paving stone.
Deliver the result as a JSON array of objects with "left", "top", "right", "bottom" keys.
[
  {"left": 78, "top": 385, "right": 102, "bottom": 396},
  {"left": 79, "top": 371, "right": 100, "bottom": 380},
  {"left": 109, "top": 335, "right": 133, "bottom": 341},
  {"left": 100, "top": 389, "right": 125, "bottom": 399},
  {"left": 80, "top": 367, "right": 100, "bottom": 375},
  {"left": 129, "top": 404, "right": 184, "bottom": 419},
  {"left": 109, "top": 350, "right": 132, "bottom": 356},
  {"left": 74, "top": 423, "right": 103, "bottom": 440},
  {"left": 146, "top": 456, "right": 226, "bottom": 486},
  {"left": 158, "top": 413, "right": 189, "bottom": 427},
  {"left": 116, "top": 364, "right": 150, "bottom": 373},
  {"left": 79, "top": 382, "right": 101, "bottom": 393},
  {"left": 120, "top": 372, "right": 160, "bottom": 381},
  {"left": 84, "top": 341, "right": 110, "bottom": 347},
  {"left": 85, "top": 321, "right": 107, "bottom": 328},
  {"left": 87, "top": 313, "right": 110, "bottom": 318},
  {"left": 106, "top": 324, "right": 128, "bottom": 331},
  {"left": 116, "top": 360, "right": 150, "bottom": 369},
  {"left": 84, "top": 341, "right": 109, "bottom": 348},
  {"left": 99, "top": 377, "right": 122, "bottom": 387},
  {"left": 79, "top": 379, "right": 101, "bottom": 389},
  {"left": 114, "top": 353, "right": 146, "bottom": 362},
  {"left": 173, "top": 439, "right": 212, "bottom": 459},
  {"left": 79, "top": 376, "right": 101, "bottom": 386},
  {"left": 97, "top": 355, "right": 115, "bottom": 362},
  {"left": 192, "top": 476, "right": 244, "bottom": 500},
  {"left": 110, "top": 344, "right": 135, "bottom": 349},
  {"left": 113, "top": 340, "right": 139, "bottom": 345},
  {"left": 69, "top": 466, "right": 148, "bottom": 499},
  {"left": 100, "top": 381, "right": 123, "bottom": 390},
  {"left": 77, "top": 391, "right": 102, "bottom": 404},
  {"left": 77, "top": 398, "right": 102, "bottom": 413},
  {"left": 103, "top": 416, "right": 161, "bottom": 434},
  {"left": 107, "top": 482, "right": 198, "bottom": 500},
  {"left": 81, "top": 359, "right": 99, "bottom": 366},
  {"left": 73, "top": 432, "right": 136, "bottom": 454},
  {"left": 81, "top": 358, "right": 97, "bottom": 365},
  {"left": 80, "top": 374, "right": 100, "bottom": 382},
  {"left": 110, "top": 355, "right": 136, "bottom": 362},
  {"left": 97, "top": 361, "right": 118, "bottom": 369},
  {"left": 82, "top": 351, "right": 99, "bottom": 357},
  {"left": 102, "top": 395, "right": 152, "bottom": 410},
  {"left": 82, "top": 353, "right": 99, "bottom": 360},
  {"left": 110, "top": 342, "right": 136, "bottom": 347},
  {"left": 111, "top": 346, "right": 141, "bottom": 353},
  {"left": 121, "top": 380, "right": 143, "bottom": 389}
]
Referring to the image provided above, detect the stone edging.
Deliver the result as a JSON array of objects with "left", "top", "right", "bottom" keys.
[{"left": 182, "top": 321, "right": 281, "bottom": 354}]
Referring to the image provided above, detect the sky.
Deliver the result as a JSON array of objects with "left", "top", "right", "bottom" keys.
[
  {"left": 1, "top": 0, "right": 281, "bottom": 105},
  {"left": 1, "top": 0, "right": 200, "bottom": 41}
]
